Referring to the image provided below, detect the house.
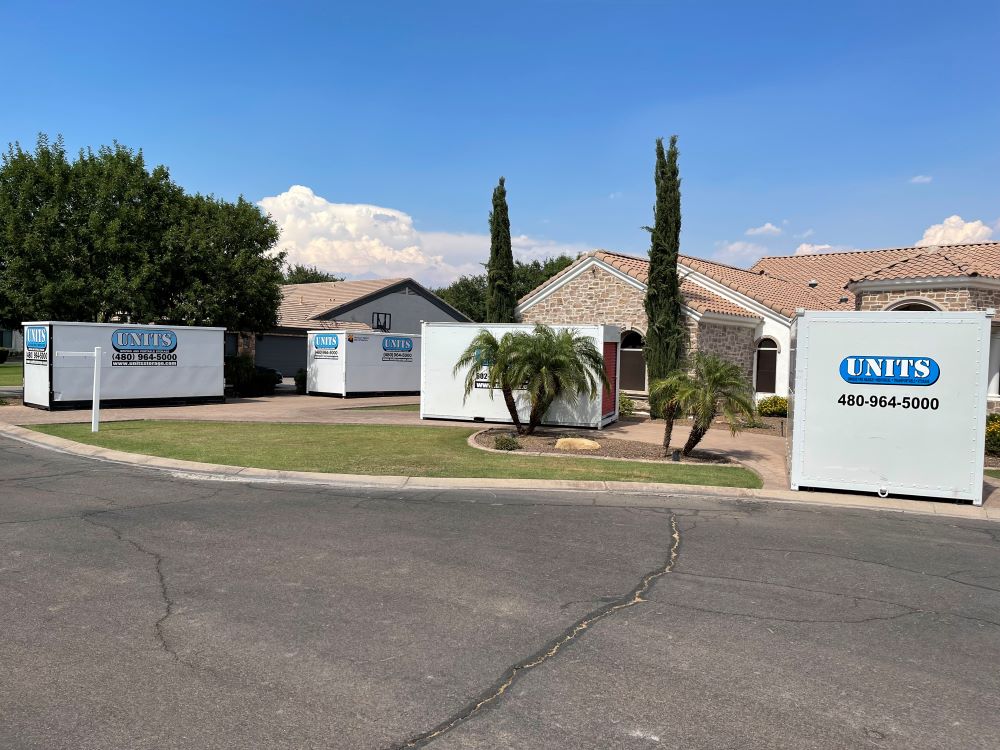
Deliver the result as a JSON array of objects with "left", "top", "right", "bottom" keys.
[
  {"left": 254, "top": 278, "right": 469, "bottom": 376},
  {"left": 516, "top": 242, "right": 1000, "bottom": 409},
  {"left": 1, "top": 328, "right": 23, "bottom": 354}
]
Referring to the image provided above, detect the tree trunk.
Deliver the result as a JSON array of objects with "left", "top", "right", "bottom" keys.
[
  {"left": 661, "top": 400, "right": 677, "bottom": 454},
  {"left": 682, "top": 423, "right": 707, "bottom": 456},
  {"left": 501, "top": 386, "right": 523, "bottom": 434},
  {"left": 525, "top": 397, "right": 551, "bottom": 435}
]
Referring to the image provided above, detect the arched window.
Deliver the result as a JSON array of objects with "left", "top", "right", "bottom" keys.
[
  {"left": 755, "top": 338, "right": 778, "bottom": 394},
  {"left": 885, "top": 299, "right": 941, "bottom": 312},
  {"left": 619, "top": 330, "right": 646, "bottom": 391}
]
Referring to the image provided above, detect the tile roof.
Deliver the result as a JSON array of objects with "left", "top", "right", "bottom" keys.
[
  {"left": 847, "top": 242, "right": 1000, "bottom": 284},
  {"left": 518, "top": 250, "right": 761, "bottom": 320},
  {"left": 276, "top": 278, "right": 405, "bottom": 330}
]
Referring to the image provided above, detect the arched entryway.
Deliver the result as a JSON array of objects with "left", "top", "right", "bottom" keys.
[
  {"left": 884, "top": 299, "right": 941, "bottom": 312},
  {"left": 620, "top": 330, "right": 647, "bottom": 392},
  {"left": 755, "top": 338, "right": 778, "bottom": 394}
]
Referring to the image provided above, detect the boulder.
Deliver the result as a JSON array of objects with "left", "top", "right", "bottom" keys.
[{"left": 555, "top": 437, "right": 601, "bottom": 451}]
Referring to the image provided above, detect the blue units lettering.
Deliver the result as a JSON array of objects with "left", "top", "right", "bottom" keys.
[
  {"left": 382, "top": 337, "right": 413, "bottom": 352},
  {"left": 111, "top": 328, "right": 177, "bottom": 353},
  {"left": 839, "top": 356, "right": 940, "bottom": 386},
  {"left": 25, "top": 326, "right": 48, "bottom": 350},
  {"left": 315, "top": 334, "right": 339, "bottom": 350}
]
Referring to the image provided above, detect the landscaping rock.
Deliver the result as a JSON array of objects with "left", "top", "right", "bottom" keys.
[{"left": 555, "top": 437, "right": 601, "bottom": 451}]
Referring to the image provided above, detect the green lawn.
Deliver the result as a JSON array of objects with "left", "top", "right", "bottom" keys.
[
  {"left": 986, "top": 469, "right": 1000, "bottom": 480},
  {"left": 345, "top": 403, "right": 421, "bottom": 412},
  {"left": 30, "top": 420, "right": 762, "bottom": 488},
  {"left": 0, "top": 361, "right": 23, "bottom": 387}
]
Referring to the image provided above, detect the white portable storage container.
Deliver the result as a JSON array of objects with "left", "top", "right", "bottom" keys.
[
  {"left": 22, "top": 321, "right": 225, "bottom": 410},
  {"left": 420, "top": 322, "right": 620, "bottom": 429},
  {"left": 789, "top": 310, "right": 990, "bottom": 505},
  {"left": 306, "top": 330, "right": 421, "bottom": 397}
]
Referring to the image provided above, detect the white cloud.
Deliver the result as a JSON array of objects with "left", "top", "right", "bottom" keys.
[
  {"left": 258, "top": 185, "right": 590, "bottom": 286},
  {"left": 712, "top": 240, "right": 769, "bottom": 265},
  {"left": 795, "top": 228, "right": 815, "bottom": 239},
  {"left": 794, "top": 243, "right": 835, "bottom": 255},
  {"left": 915, "top": 214, "right": 993, "bottom": 247},
  {"left": 608, "top": 191, "right": 623, "bottom": 200},
  {"left": 909, "top": 175, "right": 933, "bottom": 184},
  {"left": 745, "top": 222, "right": 782, "bottom": 236}
]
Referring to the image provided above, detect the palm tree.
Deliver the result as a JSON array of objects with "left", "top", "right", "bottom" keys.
[
  {"left": 668, "top": 352, "right": 756, "bottom": 456},
  {"left": 648, "top": 368, "right": 687, "bottom": 453},
  {"left": 453, "top": 329, "right": 525, "bottom": 432},
  {"left": 506, "top": 325, "right": 609, "bottom": 435}
]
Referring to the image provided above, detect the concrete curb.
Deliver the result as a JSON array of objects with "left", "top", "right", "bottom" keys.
[{"left": 2, "top": 421, "right": 997, "bottom": 523}]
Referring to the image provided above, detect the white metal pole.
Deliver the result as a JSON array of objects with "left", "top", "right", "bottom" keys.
[{"left": 92, "top": 346, "right": 101, "bottom": 433}]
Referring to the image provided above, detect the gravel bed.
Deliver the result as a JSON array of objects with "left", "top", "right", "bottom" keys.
[{"left": 474, "top": 427, "right": 733, "bottom": 464}]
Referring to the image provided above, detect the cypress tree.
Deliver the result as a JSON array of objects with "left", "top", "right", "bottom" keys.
[
  {"left": 485, "top": 176, "right": 516, "bottom": 323},
  {"left": 644, "top": 136, "right": 686, "bottom": 379}
]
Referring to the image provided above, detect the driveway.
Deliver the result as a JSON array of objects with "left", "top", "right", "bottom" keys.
[{"left": 2, "top": 436, "right": 999, "bottom": 749}]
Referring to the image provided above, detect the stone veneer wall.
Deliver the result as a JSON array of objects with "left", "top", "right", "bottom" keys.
[
  {"left": 693, "top": 321, "right": 755, "bottom": 383},
  {"left": 855, "top": 286, "right": 1000, "bottom": 311},
  {"left": 519, "top": 266, "right": 647, "bottom": 330}
]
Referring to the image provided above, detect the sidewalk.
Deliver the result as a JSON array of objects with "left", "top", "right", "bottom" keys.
[{"left": 1, "top": 395, "right": 996, "bottom": 521}]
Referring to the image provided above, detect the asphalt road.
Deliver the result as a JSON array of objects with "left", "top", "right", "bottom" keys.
[{"left": 2, "top": 436, "right": 999, "bottom": 750}]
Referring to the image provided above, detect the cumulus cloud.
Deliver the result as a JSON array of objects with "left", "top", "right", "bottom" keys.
[
  {"left": 258, "top": 185, "right": 590, "bottom": 286},
  {"left": 909, "top": 175, "right": 933, "bottom": 184},
  {"left": 745, "top": 222, "right": 782, "bottom": 236},
  {"left": 794, "top": 243, "right": 836, "bottom": 255},
  {"left": 915, "top": 215, "right": 993, "bottom": 247},
  {"left": 712, "top": 240, "right": 769, "bottom": 265}
]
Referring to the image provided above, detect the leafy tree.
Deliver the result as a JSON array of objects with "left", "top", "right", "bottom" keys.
[
  {"left": 660, "top": 352, "right": 755, "bottom": 456},
  {"left": 435, "top": 273, "right": 488, "bottom": 322},
  {"left": 643, "top": 136, "right": 687, "bottom": 450},
  {"left": 453, "top": 329, "right": 524, "bottom": 432},
  {"left": 506, "top": 324, "right": 608, "bottom": 435},
  {"left": 0, "top": 134, "right": 284, "bottom": 332},
  {"left": 435, "top": 254, "right": 575, "bottom": 322},
  {"left": 283, "top": 263, "right": 343, "bottom": 284},
  {"left": 485, "top": 176, "right": 515, "bottom": 323}
]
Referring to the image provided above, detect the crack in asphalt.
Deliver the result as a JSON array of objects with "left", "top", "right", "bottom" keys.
[
  {"left": 386, "top": 513, "right": 681, "bottom": 749},
  {"left": 82, "top": 511, "right": 180, "bottom": 661}
]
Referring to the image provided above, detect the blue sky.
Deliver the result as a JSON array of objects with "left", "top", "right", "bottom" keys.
[{"left": 3, "top": 1, "right": 998, "bottom": 284}]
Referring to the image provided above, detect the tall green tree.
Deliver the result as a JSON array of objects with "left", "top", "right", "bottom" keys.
[
  {"left": 283, "top": 263, "right": 343, "bottom": 284},
  {"left": 0, "top": 135, "right": 284, "bottom": 332},
  {"left": 485, "top": 176, "right": 515, "bottom": 323},
  {"left": 644, "top": 136, "right": 686, "bottom": 378},
  {"left": 435, "top": 254, "right": 575, "bottom": 322},
  {"left": 643, "top": 136, "right": 687, "bottom": 450}
]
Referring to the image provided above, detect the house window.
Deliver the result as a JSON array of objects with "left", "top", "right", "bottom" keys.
[
  {"left": 885, "top": 299, "right": 940, "bottom": 311},
  {"left": 755, "top": 338, "right": 778, "bottom": 393},
  {"left": 372, "top": 312, "right": 391, "bottom": 331}
]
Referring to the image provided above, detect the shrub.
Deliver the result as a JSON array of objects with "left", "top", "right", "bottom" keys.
[
  {"left": 757, "top": 395, "right": 788, "bottom": 417},
  {"left": 618, "top": 393, "right": 635, "bottom": 418},
  {"left": 294, "top": 368, "right": 307, "bottom": 394},
  {"left": 987, "top": 418, "right": 1000, "bottom": 455},
  {"left": 493, "top": 433, "right": 522, "bottom": 451},
  {"left": 0, "top": 348, "right": 8, "bottom": 364},
  {"left": 224, "top": 355, "right": 279, "bottom": 397}
]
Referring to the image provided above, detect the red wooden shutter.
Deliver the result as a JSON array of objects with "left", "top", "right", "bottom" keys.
[{"left": 602, "top": 342, "right": 618, "bottom": 417}]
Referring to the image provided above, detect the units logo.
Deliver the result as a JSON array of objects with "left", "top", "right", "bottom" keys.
[
  {"left": 839, "top": 356, "right": 940, "bottom": 386},
  {"left": 314, "top": 333, "right": 340, "bottom": 359},
  {"left": 24, "top": 325, "right": 49, "bottom": 366},
  {"left": 382, "top": 336, "right": 413, "bottom": 362},
  {"left": 25, "top": 326, "right": 48, "bottom": 350},
  {"left": 382, "top": 337, "right": 413, "bottom": 352},
  {"left": 315, "top": 334, "right": 340, "bottom": 350},
  {"left": 111, "top": 328, "right": 178, "bottom": 367}
]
